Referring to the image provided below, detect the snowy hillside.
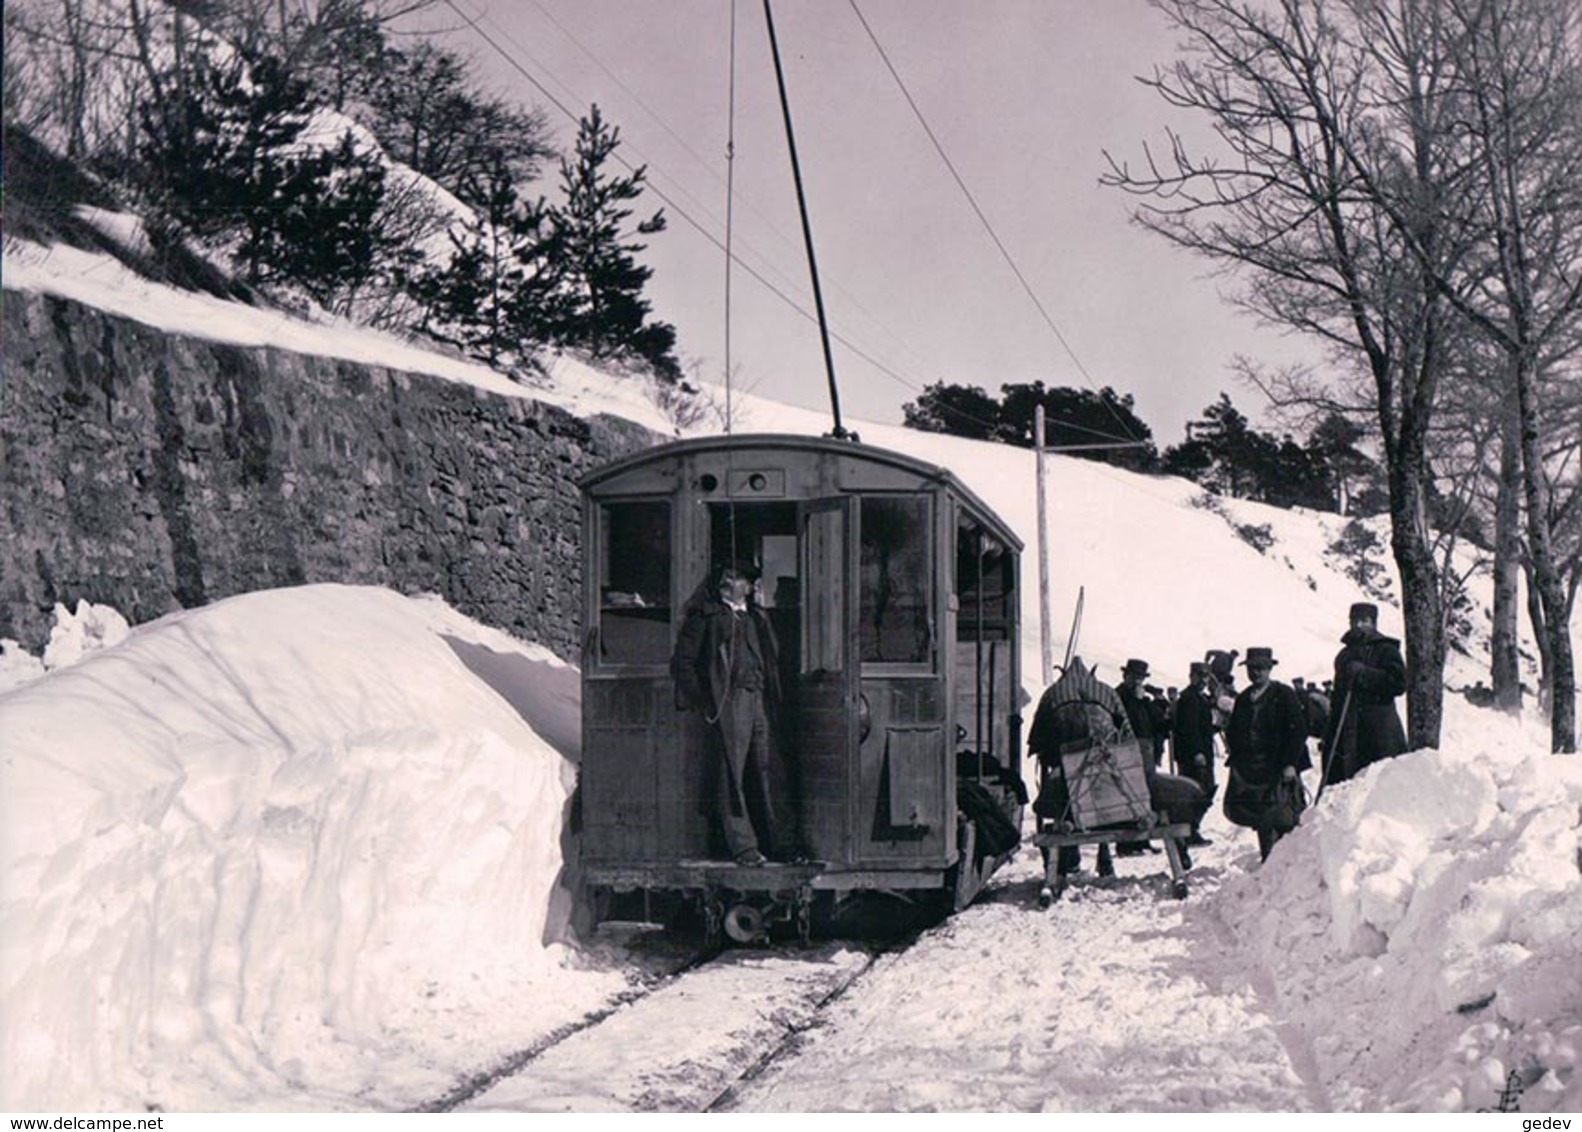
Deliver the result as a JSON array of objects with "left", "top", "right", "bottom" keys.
[{"left": 3, "top": 243, "right": 1580, "bottom": 1112}]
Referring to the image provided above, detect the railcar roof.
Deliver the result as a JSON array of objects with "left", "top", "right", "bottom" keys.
[{"left": 581, "top": 432, "right": 1022, "bottom": 551}]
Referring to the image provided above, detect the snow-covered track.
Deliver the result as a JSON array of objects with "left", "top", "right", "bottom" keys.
[
  {"left": 414, "top": 942, "right": 715, "bottom": 1112},
  {"left": 452, "top": 942, "right": 878, "bottom": 1112}
]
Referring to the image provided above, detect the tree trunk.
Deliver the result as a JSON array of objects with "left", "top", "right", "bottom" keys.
[
  {"left": 1515, "top": 356, "right": 1578, "bottom": 752},
  {"left": 1389, "top": 446, "right": 1445, "bottom": 751},
  {"left": 1491, "top": 407, "right": 1524, "bottom": 714},
  {"left": 1523, "top": 558, "right": 1552, "bottom": 714},
  {"left": 64, "top": 0, "right": 88, "bottom": 160}
]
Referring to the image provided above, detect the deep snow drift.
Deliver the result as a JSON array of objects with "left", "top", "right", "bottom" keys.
[{"left": 0, "top": 586, "right": 630, "bottom": 1110}]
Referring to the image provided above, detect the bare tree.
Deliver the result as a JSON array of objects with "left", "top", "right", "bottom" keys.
[
  {"left": 1104, "top": 0, "right": 1477, "bottom": 749},
  {"left": 1355, "top": 0, "right": 1582, "bottom": 751},
  {"left": 1108, "top": 0, "right": 1582, "bottom": 752}
]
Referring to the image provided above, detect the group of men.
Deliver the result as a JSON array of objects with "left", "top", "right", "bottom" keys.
[
  {"left": 1029, "top": 600, "right": 1410, "bottom": 871},
  {"left": 669, "top": 555, "right": 1411, "bottom": 876}
]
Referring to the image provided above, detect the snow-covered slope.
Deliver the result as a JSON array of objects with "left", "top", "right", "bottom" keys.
[{"left": 3, "top": 242, "right": 1579, "bottom": 1112}]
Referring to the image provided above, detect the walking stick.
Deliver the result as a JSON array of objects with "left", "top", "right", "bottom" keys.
[
  {"left": 1061, "top": 586, "right": 1085, "bottom": 671},
  {"left": 1314, "top": 685, "right": 1353, "bottom": 804}
]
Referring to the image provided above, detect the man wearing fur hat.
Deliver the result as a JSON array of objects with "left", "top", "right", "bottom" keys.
[
  {"left": 1322, "top": 602, "right": 1408, "bottom": 789},
  {"left": 1225, "top": 647, "right": 1312, "bottom": 861}
]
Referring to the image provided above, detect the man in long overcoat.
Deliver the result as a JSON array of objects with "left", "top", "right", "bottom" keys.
[
  {"left": 1225, "top": 647, "right": 1312, "bottom": 861},
  {"left": 1322, "top": 602, "right": 1408, "bottom": 789},
  {"left": 672, "top": 562, "right": 794, "bottom": 865},
  {"left": 1172, "top": 660, "right": 1218, "bottom": 846},
  {"left": 1114, "top": 659, "right": 1159, "bottom": 856}
]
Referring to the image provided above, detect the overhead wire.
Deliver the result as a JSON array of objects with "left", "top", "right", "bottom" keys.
[
  {"left": 512, "top": 1, "right": 946, "bottom": 383},
  {"left": 442, "top": 0, "right": 1127, "bottom": 445},
  {"left": 487, "top": 0, "right": 954, "bottom": 393},
  {"left": 845, "top": 0, "right": 1144, "bottom": 445},
  {"left": 438, "top": 0, "right": 965, "bottom": 411}
]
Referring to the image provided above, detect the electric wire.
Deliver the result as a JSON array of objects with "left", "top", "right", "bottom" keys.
[
  {"left": 512, "top": 1, "right": 947, "bottom": 384},
  {"left": 443, "top": 0, "right": 1135, "bottom": 446},
  {"left": 846, "top": 0, "right": 1143, "bottom": 445},
  {"left": 725, "top": 0, "right": 738, "bottom": 434},
  {"left": 459, "top": 0, "right": 932, "bottom": 383},
  {"left": 438, "top": 0, "right": 959, "bottom": 410}
]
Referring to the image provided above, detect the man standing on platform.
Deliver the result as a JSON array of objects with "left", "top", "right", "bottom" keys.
[{"left": 672, "top": 562, "right": 795, "bottom": 866}]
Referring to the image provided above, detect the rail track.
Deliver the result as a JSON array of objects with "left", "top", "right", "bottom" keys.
[{"left": 421, "top": 899, "right": 944, "bottom": 1113}]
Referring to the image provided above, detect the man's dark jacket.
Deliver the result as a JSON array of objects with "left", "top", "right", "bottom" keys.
[
  {"left": 1172, "top": 684, "right": 1218, "bottom": 789},
  {"left": 1117, "top": 682, "right": 1156, "bottom": 744},
  {"left": 1325, "top": 626, "right": 1407, "bottom": 785},
  {"left": 671, "top": 597, "right": 782, "bottom": 720},
  {"left": 1226, "top": 681, "right": 1312, "bottom": 785}
]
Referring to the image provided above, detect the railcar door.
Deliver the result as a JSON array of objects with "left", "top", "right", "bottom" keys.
[{"left": 796, "top": 497, "right": 857, "bottom": 864}]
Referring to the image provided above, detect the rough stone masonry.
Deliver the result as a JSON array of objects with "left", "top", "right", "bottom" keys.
[{"left": 0, "top": 289, "right": 662, "bottom": 658}]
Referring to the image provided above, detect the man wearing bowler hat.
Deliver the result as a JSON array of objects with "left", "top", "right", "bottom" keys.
[
  {"left": 1225, "top": 647, "right": 1312, "bottom": 861},
  {"left": 1322, "top": 602, "right": 1407, "bottom": 789},
  {"left": 1115, "top": 658, "right": 1159, "bottom": 856}
]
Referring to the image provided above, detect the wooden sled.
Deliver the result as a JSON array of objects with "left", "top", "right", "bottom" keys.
[{"left": 1033, "top": 816, "right": 1193, "bottom": 905}]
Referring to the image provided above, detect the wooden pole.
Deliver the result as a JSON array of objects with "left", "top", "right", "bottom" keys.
[{"left": 1036, "top": 404, "right": 1053, "bottom": 687}]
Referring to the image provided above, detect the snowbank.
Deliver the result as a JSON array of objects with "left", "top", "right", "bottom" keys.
[
  {"left": 1218, "top": 711, "right": 1582, "bottom": 1112},
  {"left": 0, "top": 601, "right": 128, "bottom": 695},
  {"left": 0, "top": 585, "right": 624, "bottom": 1111}
]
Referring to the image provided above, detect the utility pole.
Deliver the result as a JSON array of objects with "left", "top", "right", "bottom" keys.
[
  {"left": 1036, "top": 405, "right": 1053, "bottom": 686},
  {"left": 1032, "top": 412, "right": 1152, "bottom": 685}
]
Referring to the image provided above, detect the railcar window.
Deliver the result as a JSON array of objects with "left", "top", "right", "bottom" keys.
[
  {"left": 860, "top": 495, "right": 932, "bottom": 666},
  {"left": 598, "top": 501, "right": 671, "bottom": 665},
  {"left": 956, "top": 524, "right": 1012, "bottom": 638},
  {"left": 955, "top": 519, "right": 1017, "bottom": 778}
]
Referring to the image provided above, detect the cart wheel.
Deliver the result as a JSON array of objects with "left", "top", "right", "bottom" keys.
[
  {"left": 1171, "top": 879, "right": 1189, "bottom": 900},
  {"left": 1038, "top": 884, "right": 1054, "bottom": 909}
]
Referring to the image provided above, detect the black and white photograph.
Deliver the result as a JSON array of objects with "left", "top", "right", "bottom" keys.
[{"left": 3, "top": 0, "right": 1580, "bottom": 1115}]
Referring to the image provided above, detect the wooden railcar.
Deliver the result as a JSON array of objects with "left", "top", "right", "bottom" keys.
[{"left": 578, "top": 434, "right": 1024, "bottom": 943}]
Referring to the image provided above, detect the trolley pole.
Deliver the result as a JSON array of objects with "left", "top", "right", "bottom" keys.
[{"left": 764, "top": 0, "right": 848, "bottom": 440}]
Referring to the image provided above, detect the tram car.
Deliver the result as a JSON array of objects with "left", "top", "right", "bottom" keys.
[{"left": 577, "top": 434, "right": 1025, "bottom": 943}]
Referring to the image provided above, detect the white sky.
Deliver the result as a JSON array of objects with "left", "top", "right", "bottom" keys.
[{"left": 414, "top": 0, "right": 1324, "bottom": 444}]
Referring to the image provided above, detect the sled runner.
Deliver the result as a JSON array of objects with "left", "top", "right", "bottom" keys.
[{"left": 1033, "top": 813, "right": 1193, "bottom": 904}]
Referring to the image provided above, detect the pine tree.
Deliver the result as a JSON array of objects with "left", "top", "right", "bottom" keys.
[
  {"left": 136, "top": 49, "right": 395, "bottom": 309},
  {"left": 410, "top": 155, "right": 534, "bottom": 364},
  {"left": 545, "top": 104, "right": 679, "bottom": 380},
  {"left": 901, "top": 382, "right": 1002, "bottom": 439},
  {"left": 137, "top": 53, "right": 314, "bottom": 263}
]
